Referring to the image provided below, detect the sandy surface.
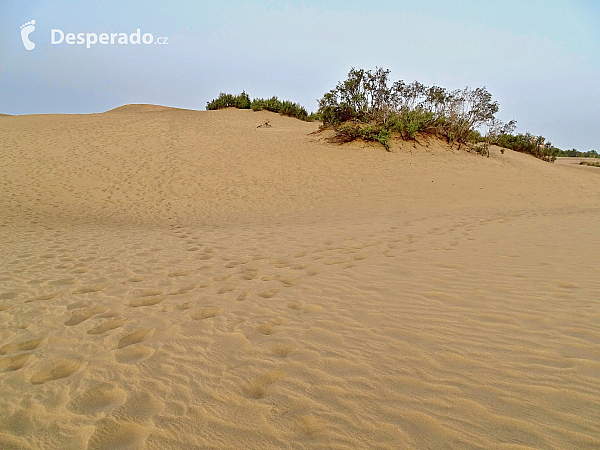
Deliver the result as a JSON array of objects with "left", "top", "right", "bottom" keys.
[
  {"left": 1, "top": 106, "right": 599, "bottom": 449},
  {"left": 555, "top": 157, "right": 600, "bottom": 173}
]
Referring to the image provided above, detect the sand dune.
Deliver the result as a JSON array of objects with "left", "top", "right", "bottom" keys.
[{"left": 1, "top": 106, "right": 599, "bottom": 449}]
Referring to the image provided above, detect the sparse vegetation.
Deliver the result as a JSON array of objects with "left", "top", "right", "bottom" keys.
[
  {"left": 206, "top": 91, "right": 251, "bottom": 110},
  {"left": 491, "top": 132, "right": 560, "bottom": 162},
  {"left": 317, "top": 67, "right": 517, "bottom": 155},
  {"left": 206, "top": 92, "right": 318, "bottom": 122},
  {"left": 580, "top": 160, "right": 600, "bottom": 167},
  {"left": 208, "top": 69, "right": 580, "bottom": 162},
  {"left": 557, "top": 148, "right": 599, "bottom": 158},
  {"left": 251, "top": 97, "right": 314, "bottom": 121}
]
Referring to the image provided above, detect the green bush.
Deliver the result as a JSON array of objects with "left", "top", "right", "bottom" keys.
[
  {"left": 207, "top": 92, "right": 316, "bottom": 122},
  {"left": 206, "top": 73, "right": 570, "bottom": 163},
  {"left": 390, "top": 110, "right": 441, "bottom": 140},
  {"left": 556, "top": 148, "right": 599, "bottom": 158},
  {"left": 206, "top": 91, "right": 251, "bottom": 110},
  {"left": 330, "top": 122, "right": 362, "bottom": 143},
  {"left": 495, "top": 132, "right": 559, "bottom": 162},
  {"left": 360, "top": 124, "right": 392, "bottom": 150},
  {"left": 317, "top": 67, "right": 510, "bottom": 153},
  {"left": 251, "top": 97, "right": 310, "bottom": 121}
]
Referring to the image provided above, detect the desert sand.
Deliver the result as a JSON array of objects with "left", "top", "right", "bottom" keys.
[{"left": 0, "top": 106, "right": 599, "bottom": 449}]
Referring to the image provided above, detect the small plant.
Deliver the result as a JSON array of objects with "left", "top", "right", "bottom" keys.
[
  {"left": 257, "top": 120, "right": 272, "bottom": 128},
  {"left": 477, "top": 118, "right": 516, "bottom": 158}
]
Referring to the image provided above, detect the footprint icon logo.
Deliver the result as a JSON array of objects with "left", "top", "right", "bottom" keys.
[{"left": 20, "top": 20, "right": 36, "bottom": 51}]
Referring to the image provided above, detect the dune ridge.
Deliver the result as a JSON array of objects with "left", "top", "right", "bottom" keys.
[{"left": 0, "top": 107, "right": 599, "bottom": 449}]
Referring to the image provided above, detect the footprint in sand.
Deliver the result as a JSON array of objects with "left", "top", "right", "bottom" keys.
[
  {"left": 0, "top": 353, "right": 34, "bottom": 372},
  {"left": 258, "top": 289, "right": 280, "bottom": 299},
  {"left": 115, "top": 328, "right": 155, "bottom": 364},
  {"left": 0, "top": 337, "right": 45, "bottom": 354},
  {"left": 67, "top": 300, "right": 88, "bottom": 310},
  {"left": 135, "top": 288, "right": 164, "bottom": 297},
  {"left": 271, "top": 260, "right": 291, "bottom": 268},
  {"left": 170, "top": 283, "right": 198, "bottom": 295},
  {"left": 257, "top": 319, "right": 286, "bottom": 335},
  {"left": 128, "top": 276, "right": 146, "bottom": 283},
  {"left": 26, "top": 293, "right": 59, "bottom": 303},
  {"left": 69, "top": 383, "right": 127, "bottom": 415},
  {"left": 117, "top": 329, "right": 154, "bottom": 350},
  {"left": 52, "top": 278, "right": 78, "bottom": 286},
  {"left": 87, "top": 418, "right": 148, "bottom": 450},
  {"left": 242, "top": 370, "right": 285, "bottom": 399},
  {"left": 278, "top": 277, "right": 300, "bottom": 287},
  {"left": 217, "top": 286, "right": 235, "bottom": 294},
  {"left": 287, "top": 301, "right": 304, "bottom": 311},
  {"left": 213, "top": 275, "right": 231, "bottom": 282},
  {"left": 128, "top": 297, "right": 165, "bottom": 307},
  {"left": 236, "top": 290, "right": 251, "bottom": 301},
  {"left": 303, "top": 304, "right": 324, "bottom": 313},
  {"left": 65, "top": 306, "right": 110, "bottom": 326},
  {"left": 191, "top": 308, "right": 219, "bottom": 320},
  {"left": 322, "top": 258, "right": 345, "bottom": 265},
  {"left": 257, "top": 323, "right": 275, "bottom": 335},
  {"left": 167, "top": 270, "right": 193, "bottom": 277},
  {"left": 298, "top": 415, "right": 327, "bottom": 438},
  {"left": 272, "top": 343, "right": 295, "bottom": 357},
  {"left": 115, "top": 346, "right": 155, "bottom": 364},
  {"left": 87, "top": 318, "right": 129, "bottom": 335},
  {"left": 178, "top": 301, "right": 196, "bottom": 310},
  {"left": 242, "top": 271, "right": 258, "bottom": 280},
  {"left": 30, "top": 358, "right": 83, "bottom": 384},
  {"left": 112, "top": 389, "right": 164, "bottom": 422},
  {"left": 74, "top": 285, "right": 106, "bottom": 294}
]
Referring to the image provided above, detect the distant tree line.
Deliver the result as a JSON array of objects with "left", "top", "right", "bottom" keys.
[
  {"left": 556, "top": 148, "right": 598, "bottom": 158},
  {"left": 579, "top": 160, "right": 600, "bottom": 167}
]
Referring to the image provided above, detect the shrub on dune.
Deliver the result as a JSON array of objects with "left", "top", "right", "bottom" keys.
[
  {"left": 317, "top": 67, "right": 513, "bottom": 154},
  {"left": 206, "top": 91, "right": 251, "bottom": 110},
  {"left": 207, "top": 69, "right": 568, "bottom": 162},
  {"left": 206, "top": 92, "right": 317, "bottom": 122}
]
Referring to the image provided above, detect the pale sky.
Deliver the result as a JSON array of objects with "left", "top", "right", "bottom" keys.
[{"left": 1, "top": 0, "right": 599, "bottom": 150}]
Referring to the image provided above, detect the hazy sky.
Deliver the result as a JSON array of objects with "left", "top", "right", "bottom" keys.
[{"left": 2, "top": 0, "right": 599, "bottom": 150}]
